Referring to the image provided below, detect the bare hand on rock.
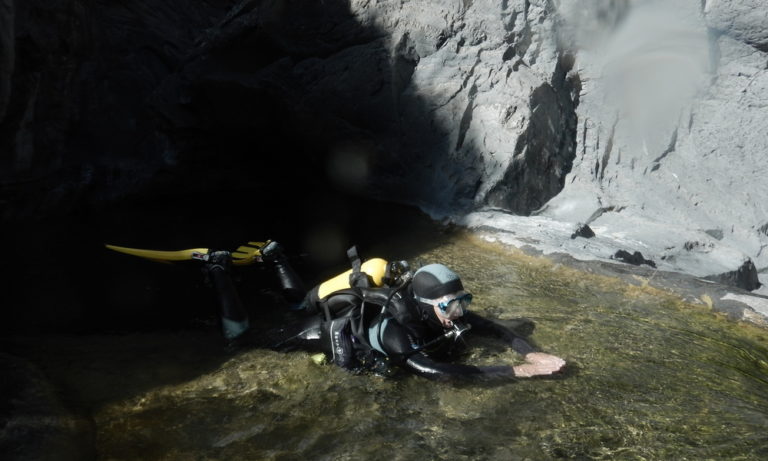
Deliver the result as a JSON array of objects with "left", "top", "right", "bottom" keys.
[{"left": 513, "top": 352, "right": 566, "bottom": 378}]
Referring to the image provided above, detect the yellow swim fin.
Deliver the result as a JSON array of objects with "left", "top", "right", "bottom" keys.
[
  {"left": 104, "top": 244, "right": 210, "bottom": 264},
  {"left": 230, "top": 241, "right": 268, "bottom": 266},
  {"left": 105, "top": 240, "right": 270, "bottom": 266}
]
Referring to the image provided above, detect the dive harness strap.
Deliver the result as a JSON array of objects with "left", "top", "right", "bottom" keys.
[
  {"left": 318, "top": 245, "right": 360, "bottom": 323},
  {"left": 347, "top": 245, "right": 362, "bottom": 275},
  {"left": 342, "top": 245, "right": 366, "bottom": 332},
  {"left": 346, "top": 245, "right": 374, "bottom": 289}
]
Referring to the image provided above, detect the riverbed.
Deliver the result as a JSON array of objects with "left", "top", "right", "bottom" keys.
[{"left": 4, "top": 231, "right": 768, "bottom": 460}]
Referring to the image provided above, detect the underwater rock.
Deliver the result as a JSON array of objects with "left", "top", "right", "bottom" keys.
[
  {"left": 704, "top": 259, "right": 761, "bottom": 291},
  {"left": 0, "top": 353, "right": 94, "bottom": 461},
  {"left": 612, "top": 250, "right": 657, "bottom": 268},
  {"left": 570, "top": 223, "right": 595, "bottom": 239}
]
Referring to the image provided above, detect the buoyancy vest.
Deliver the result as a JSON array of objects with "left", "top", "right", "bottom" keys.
[
  {"left": 306, "top": 246, "right": 428, "bottom": 370},
  {"left": 315, "top": 293, "right": 417, "bottom": 365},
  {"left": 314, "top": 285, "right": 418, "bottom": 344}
]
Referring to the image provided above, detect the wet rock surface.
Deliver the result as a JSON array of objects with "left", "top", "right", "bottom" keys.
[
  {"left": 705, "top": 258, "right": 762, "bottom": 292},
  {"left": 570, "top": 223, "right": 595, "bottom": 239},
  {"left": 611, "top": 250, "right": 656, "bottom": 268},
  {"left": 467, "top": 217, "right": 768, "bottom": 328},
  {"left": 0, "top": 353, "right": 94, "bottom": 461},
  {"left": 4, "top": 231, "right": 768, "bottom": 460},
  {"left": 2, "top": 1, "right": 768, "bottom": 458},
  {"left": 582, "top": 258, "right": 768, "bottom": 328}
]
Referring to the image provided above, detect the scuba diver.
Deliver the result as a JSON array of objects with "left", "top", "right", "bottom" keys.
[{"left": 205, "top": 242, "right": 567, "bottom": 381}]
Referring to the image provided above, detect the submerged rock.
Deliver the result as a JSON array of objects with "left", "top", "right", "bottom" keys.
[
  {"left": 705, "top": 258, "right": 761, "bottom": 291},
  {"left": 570, "top": 223, "right": 595, "bottom": 239},
  {"left": 611, "top": 250, "right": 656, "bottom": 268},
  {"left": 0, "top": 353, "right": 94, "bottom": 461}
]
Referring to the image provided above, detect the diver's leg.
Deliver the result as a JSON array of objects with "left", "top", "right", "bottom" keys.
[
  {"left": 261, "top": 315, "right": 324, "bottom": 352},
  {"left": 205, "top": 251, "right": 249, "bottom": 343},
  {"left": 261, "top": 241, "right": 306, "bottom": 303}
]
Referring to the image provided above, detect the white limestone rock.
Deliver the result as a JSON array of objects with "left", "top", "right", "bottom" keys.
[{"left": 450, "top": 0, "right": 767, "bottom": 290}]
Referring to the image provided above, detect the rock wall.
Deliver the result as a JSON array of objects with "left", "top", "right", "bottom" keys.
[
  {"left": 335, "top": 0, "right": 768, "bottom": 289},
  {"left": 528, "top": 0, "right": 768, "bottom": 283},
  {"left": 1, "top": 0, "right": 766, "bottom": 291},
  {"left": 142, "top": 0, "right": 583, "bottom": 218},
  {"left": 346, "top": 0, "right": 581, "bottom": 216},
  {"left": 2, "top": 0, "right": 580, "bottom": 220},
  {"left": 0, "top": 0, "right": 238, "bottom": 218},
  {"left": 0, "top": 0, "right": 13, "bottom": 122}
]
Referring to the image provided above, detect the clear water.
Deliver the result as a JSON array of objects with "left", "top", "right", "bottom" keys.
[{"left": 10, "top": 233, "right": 768, "bottom": 460}]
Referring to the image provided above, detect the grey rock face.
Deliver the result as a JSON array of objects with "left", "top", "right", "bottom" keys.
[
  {"left": 0, "top": 0, "right": 238, "bottom": 218},
  {"left": 704, "top": 0, "right": 768, "bottom": 52},
  {"left": 360, "top": 0, "right": 582, "bottom": 216},
  {"left": 335, "top": 0, "right": 768, "bottom": 299},
  {"left": 453, "top": 0, "right": 767, "bottom": 298},
  {"left": 0, "top": 0, "right": 13, "bottom": 122},
  {"left": 484, "top": 54, "right": 580, "bottom": 215},
  {"left": 705, "top": 258, "right": 761, "bottom": 291},
  {"left": 137, "top": 0, "right": 584, "bottom": 220},
  {"left": 1, "top": 0, "right": 766, "bottom": 312}
]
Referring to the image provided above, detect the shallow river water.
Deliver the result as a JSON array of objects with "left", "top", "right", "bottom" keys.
[{"left": 8, "top": 233, "right": 768, "bottom": 460}]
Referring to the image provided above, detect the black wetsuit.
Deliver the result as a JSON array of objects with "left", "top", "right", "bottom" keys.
[
  {"left": 259, "top": 282, "right": 539, "bottom": 381},
  {"left": 207, "top": 249, "right": 539, "bottom": 380}
]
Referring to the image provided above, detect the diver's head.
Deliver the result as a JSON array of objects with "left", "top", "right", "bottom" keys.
[{"left": 412, "top": 263, "right": 472, "bottom": 328}]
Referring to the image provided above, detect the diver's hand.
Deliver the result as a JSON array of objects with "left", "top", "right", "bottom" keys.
[{"left": 513, "top": 352, "right": 566, "bottom": 378}]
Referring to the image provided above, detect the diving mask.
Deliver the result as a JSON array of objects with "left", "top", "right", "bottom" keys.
[
  {"left": 437, "top": 293, "right": 472, "bottom": 319},
  {"left": 416, "top": 292, "right": 473, "bottom": 319}
]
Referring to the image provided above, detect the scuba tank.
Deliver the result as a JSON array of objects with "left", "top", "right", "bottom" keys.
[
  {"left": 316, "top": 246, "right": 412, "bottom": 298},
  {"left": 311, "top": 248, "right": 415, "bottom": 373},
  {"left": 317, "top": 257, "right": 389, "bottom": 298}
]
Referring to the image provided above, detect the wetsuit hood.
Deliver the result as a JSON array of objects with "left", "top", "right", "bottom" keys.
[
  {"left": 412, "top": 264, "right": 464, "bottom": 300},
  {"left": 411, "top": 264, "right": 466, "bottom": 331}
]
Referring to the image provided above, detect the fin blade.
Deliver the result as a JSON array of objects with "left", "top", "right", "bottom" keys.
[
  {"left": 231, "top": 241, "right": 266, "bottom": 266},
  {"left": 105, "top": 244, "right": 209, "bottom": 263}
]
